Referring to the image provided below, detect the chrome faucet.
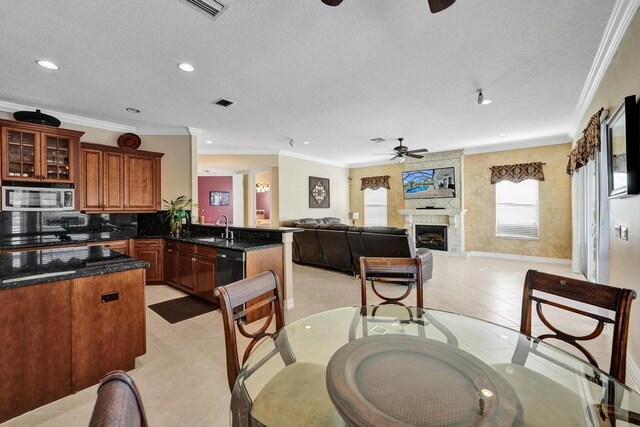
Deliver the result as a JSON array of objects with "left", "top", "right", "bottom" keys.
[{"left": 218, "top": 215, "right": 231, "bottom": 239}]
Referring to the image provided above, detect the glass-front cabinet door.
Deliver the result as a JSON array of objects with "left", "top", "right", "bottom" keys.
[
  {"left": 42, "top": 133, "right": 74, "bottom": 183},
  {"left": 2, "top": 127, "right": 41, "bottom": 181}
]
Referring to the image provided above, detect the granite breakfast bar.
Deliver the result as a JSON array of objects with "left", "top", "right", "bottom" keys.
[{"left": 0, "top": 246, "right": 149, "bottom": 423}]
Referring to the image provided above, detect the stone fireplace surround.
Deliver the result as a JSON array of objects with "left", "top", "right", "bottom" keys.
[
  {"left": 400, "top": 149, "right": 466, "bottom": 254},
  {"left": 398, "top": 208, "right": 467, "bottom": 253}
]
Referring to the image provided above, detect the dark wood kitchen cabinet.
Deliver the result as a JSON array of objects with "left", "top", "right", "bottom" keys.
[
  {"left": 0, "top": 280, "right": 72, "bottom": 423},
  {"left": 1, "top": 120, "right": 83, "bottom": 184},
  {"left": 0, "top": 268, "right": 145, "bottom": 423},
  {"left": 80, "top": 147, "right": 125, "bottom": 211},
  {"left": 164, "top": 240, "right": 179, "bottom": 286},
  {"left": 133, "top": 238, "right": 163, "bottom": 283},
  {"left": 177, "top": 244, "right": 196, "bottom": 292},
  {"left": 71, "top": 269, "right": 146, "bottom": 390},
  {"left": 165, "top": 242, "right": 218, "bottom": 304},
  {"left": 194, "top": 248, "right": 217, "bottom": 303},
  {"left": 80, "top": 143, "right": 163, "bottom": 213}
]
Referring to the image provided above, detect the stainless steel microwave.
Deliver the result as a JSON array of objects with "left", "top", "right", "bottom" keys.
[{"left": 1, "top": 186, "right": 75, "bottom": 211}]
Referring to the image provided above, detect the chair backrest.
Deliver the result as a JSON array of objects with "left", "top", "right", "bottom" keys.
[
  {"left": 360, "top": 256, "right": 423, "bottom": 308},
  {"left": 89, "top": 371, "right": 147, "bottom": 427},
  {"left": 215, "top": 270, "right": 285, "bottom": 392},
  {"left": 521, "top": 269, "right": 636, "bottom": 383}
]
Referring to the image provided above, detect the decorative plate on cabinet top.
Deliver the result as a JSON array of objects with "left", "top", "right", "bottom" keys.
[{"left": 117, "top": 133, "right": 141, "bottom": 149}]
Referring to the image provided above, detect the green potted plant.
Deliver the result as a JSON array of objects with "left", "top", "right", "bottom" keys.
[{"left": 163, "top": 195, "right": 195, "bottom": 235}]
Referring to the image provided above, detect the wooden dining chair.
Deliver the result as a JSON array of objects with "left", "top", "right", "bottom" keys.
[
  {"left": 88, "top": 371, "right": 147, "bottom": 427},
  {"left": 517, "top": 269, "right": 636, "bottom": 383},
  {"left": 360, "top": 256, "right": 424, "bottom": 308},
  {"left": 492, "top": 270, "right": 638, "bottom": 426},
  {"left": 215, "top": 270, "right": 343, "bottom": 427}
]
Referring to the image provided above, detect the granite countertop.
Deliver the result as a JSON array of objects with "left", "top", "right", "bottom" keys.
[
  {"left": 0, "top": 231, "right": 137, "bottom": 250},
  {"left": 163, "top": 235, "right": 283, "bottom": 252},
  {"left": 0, "top": 228, "right": 298, "bottom": 251},
  {"left": 191, "top": 224, "right": 303, "bottom": 233},
  {"left": 0, "top": 246, "right": 149, "bottom": 290}
]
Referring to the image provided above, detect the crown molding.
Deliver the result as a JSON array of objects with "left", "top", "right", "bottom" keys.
[
  {"left": 463, "top": 134, "right": 571, "bottom": 155},
  {"left": 0, "top": 100, "right": 136, "bottom": 132},
  {"left": 278, "top": 149, "right": 347, "bottom": 168},
  {"left": 137, "top": 127, "right": 192, "bottom": 136},
  {"left": 570, "top": 0, "right": 640, "bottom": 136},
  {"left": 198, "top": 147, "right": 280, "bottom": 155},
  {"left": 187, "top": 127, "right": 205, "bottom": 136},
  {"left": 347, "top": 158, "right": 404, "bottom": 168}
]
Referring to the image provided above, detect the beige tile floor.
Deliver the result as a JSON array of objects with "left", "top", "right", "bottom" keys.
[{"left": 2, "top": 255, "right": 617, "bottom": 426}]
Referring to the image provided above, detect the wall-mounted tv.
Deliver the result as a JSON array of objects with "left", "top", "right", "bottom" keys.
[{"left": 402, "top": 167, "right": 455, "bottom": 199}]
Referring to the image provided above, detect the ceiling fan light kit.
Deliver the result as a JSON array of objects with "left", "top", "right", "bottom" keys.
[
  {"left": 321, "top": 0, "right": 455, "bottom": 13},
  {"left": 374, "top": 138, "right": 429, "bottom": 162}
]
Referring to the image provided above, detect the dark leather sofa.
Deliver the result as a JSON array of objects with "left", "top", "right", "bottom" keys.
[{"left": 281, "top": 218, "right": 433, "bottom": 281}]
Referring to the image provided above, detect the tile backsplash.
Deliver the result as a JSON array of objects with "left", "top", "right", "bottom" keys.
[{"left": 0, "top": 211, "right": 170, "bottom": 238}]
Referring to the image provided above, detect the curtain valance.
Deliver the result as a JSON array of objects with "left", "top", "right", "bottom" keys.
[
  {"left": 566, "top": 108, "right": 604, "bottom": 176},
  {"left": 361, "top": 175, "right": 390, "bottom": 190},
  {"left": 490, "top": 162, "right": 545, "bottom": 184}
]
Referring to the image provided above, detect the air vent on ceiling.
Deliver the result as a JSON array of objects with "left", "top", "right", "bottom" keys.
[
  {"left": 183, "top": 0, "right": 227, "bottom": 20},
  {"left": 214, "top": 98, "right": 234, "bottom": 107},
  {"left": 370, "top": 137, "right": 386, "bottom": 143}
]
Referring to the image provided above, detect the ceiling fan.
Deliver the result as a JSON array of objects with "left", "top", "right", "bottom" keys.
[
  {"left": 374, "top": 138, "right": 429, "bottom": 161},
  {"left": 321, "top": 0, "right": 456, "bottom": 14}
]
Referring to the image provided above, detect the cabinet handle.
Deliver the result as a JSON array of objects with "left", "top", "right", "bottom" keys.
[{"left": 101, "top": 291, "right": 120, "bottom": 303}]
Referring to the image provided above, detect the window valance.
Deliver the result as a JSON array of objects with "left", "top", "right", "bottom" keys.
[
  {"left": 490, "top": 162, "right": 545, "bottom": 184},
  {"left": 361, "top": 175, "right": 390, "bottom": 191},
  {"left": 566, "top": 107, "right": 604, "bottom": 176}
]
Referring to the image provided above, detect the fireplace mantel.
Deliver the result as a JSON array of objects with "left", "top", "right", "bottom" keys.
[{"left": 398, "top": 208, "right": 467, "bottom": 253}]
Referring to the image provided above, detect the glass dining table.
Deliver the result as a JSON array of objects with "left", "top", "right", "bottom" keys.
[{"left": 231, "top": 306, "right": 640, "bottom": 426}]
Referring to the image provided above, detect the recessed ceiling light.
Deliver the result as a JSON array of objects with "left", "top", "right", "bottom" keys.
[
  {"left": 36, "top": 60, "right": 59, "bottom": 70},
  {"left": 499, "top": 133, "right": 508, "bottom": 137},
  {"left": 303, "top": 141, "right": 310, "bottom": 144},
  {"left": 205, "top": 140, "right": 213, "bottom": 144},
  {"left": 178, "top": 63, "right": 195, "bottom": 72},
  {"left": 481, "top": 99, "right": 493, "bottom": 105},
  {"left": 126, "top": 107, "right": 141, "bottom": 113}
]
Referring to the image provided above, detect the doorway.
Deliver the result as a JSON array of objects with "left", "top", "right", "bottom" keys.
[{"left": 249, "top": 169, "right": 272, "bottom": 227}]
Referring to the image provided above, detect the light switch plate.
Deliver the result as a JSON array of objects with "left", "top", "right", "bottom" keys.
[
  {"left": 615, "top": 225, "right": 622, "bottom": 238},
  {"left": 622, "top": 226, "right": 629, "bottom": 241}
]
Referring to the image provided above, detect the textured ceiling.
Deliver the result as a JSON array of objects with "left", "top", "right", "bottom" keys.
[{"left": 0, "top": 0, "right": 614, "bottom": 164}]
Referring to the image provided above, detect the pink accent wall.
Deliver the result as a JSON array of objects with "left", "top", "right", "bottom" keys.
[
  {"left": 256, "top": 191, "right": 270, "bottom": 219},
  {"left": 198, "top": 176, "right": 233, "bottom": 224}
]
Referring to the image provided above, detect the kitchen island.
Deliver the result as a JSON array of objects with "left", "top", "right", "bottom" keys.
[{"left": 0, "top": 246, "right": 148, "bottom": 423}]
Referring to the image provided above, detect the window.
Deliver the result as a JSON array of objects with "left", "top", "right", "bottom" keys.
[
  {"left": 364, "top": 188, "right": 387, "bottom": 226},
  {"left": 495, "top": 180, "right": 539, "bottom": 239}
]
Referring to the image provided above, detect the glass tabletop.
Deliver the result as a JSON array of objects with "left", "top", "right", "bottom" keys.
[{"left": 233, "top": 306, "right": 640, "bottom": 426}]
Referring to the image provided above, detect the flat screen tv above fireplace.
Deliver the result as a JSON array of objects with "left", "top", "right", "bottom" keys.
[{"left": 402, "top": 167, "right": 455, "bottom": 199}]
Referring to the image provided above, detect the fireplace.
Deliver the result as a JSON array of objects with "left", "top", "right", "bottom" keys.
[{"left": 415, "top": 225, "right": 448, "bottom": 251}]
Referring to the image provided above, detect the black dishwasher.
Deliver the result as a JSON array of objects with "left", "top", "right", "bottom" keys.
[{"left": 216, "top": 248, "right": 245, "bottom": 287}]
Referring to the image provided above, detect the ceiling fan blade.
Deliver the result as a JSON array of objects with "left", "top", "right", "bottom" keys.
[
  {"left": 428, "top": 0, "right": 455, "bottom": 13},
  {"left": 407, "top": 153, "right": 424, "bottom": 159},
  {"left": 321, "top": 0, "right": 343, "bottom": 6},
  {"left": 407, "top": 148, "right": 429, "bottom": 154},
  {"left": 390, "top": 155, "right": 399, "bottom": 161}
]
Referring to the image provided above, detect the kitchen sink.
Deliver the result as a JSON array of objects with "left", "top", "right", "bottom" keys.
[{"left": 196, "top": 237, "right": 227, "bottom": 243}]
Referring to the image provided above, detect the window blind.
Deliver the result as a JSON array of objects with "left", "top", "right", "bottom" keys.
[
  {"left": 495, "top": 180, "right": 539, "bottom": 239},
  {"left": 364, "top": 188, "right": 387, "bottom": 226}
]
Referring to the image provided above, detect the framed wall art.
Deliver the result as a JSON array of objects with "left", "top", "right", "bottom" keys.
[
  {"left": 209, "top": 191, "right": 230, "bottom": 206},
  {"left": 309, "top": 176, "right": 330, "bottom": 208},
  {"left": 607, "top": 95, "right": 639, "bottom": 198}
]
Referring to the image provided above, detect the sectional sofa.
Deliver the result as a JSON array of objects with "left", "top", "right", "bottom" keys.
[{"left": 281, "top": 218, "right": 433, "bottom": 281}]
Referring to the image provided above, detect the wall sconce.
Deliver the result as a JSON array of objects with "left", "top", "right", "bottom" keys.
[
  {"left": 256, "top": 183, "right": 270, "bottom": 193},
  {"left": 348, "top": 211, "right": 360, "bottom": 226}
]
